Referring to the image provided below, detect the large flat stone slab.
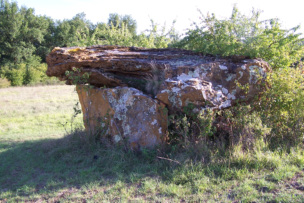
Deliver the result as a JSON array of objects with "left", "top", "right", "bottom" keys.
[{"left": 47, "top": 45, "right": 270, "bottom": 111}]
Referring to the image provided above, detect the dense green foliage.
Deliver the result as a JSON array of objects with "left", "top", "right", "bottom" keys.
[
  {"left": 0, "top": 0, "right": 176, "bottom": 86},
  {"left": 0, "top": 1, "right": 50, "bottom": 65},
  {"left": 174, "top": 6, "right": 304, "bottom": 69},
  {"left": 259, "top": 68, "right": 304, "bottom": 147}
]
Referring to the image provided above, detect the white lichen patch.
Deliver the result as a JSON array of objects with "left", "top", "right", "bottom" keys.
[
  {"left": 228, "top": 93, "right": 236, "bottom": 100},
  {"left": 160, "top": 89, "right": 170, "bottom": 93},
  {"left": 177, "top": 73, "right": 192, "bottom": 81},
  {"left": 114, "top": 135, "right": 121, "bottom": 143},
  {"left": 219, "top": 65, "right": 228, "bottom": 70},
  {"left": 134, "top": 91, "right": 143, "bottom": 96},
  {"left": 219, "top": 99, "right": 231, "bottom": 109},
  {"left": 216, "top": 90, "right": 223, "bottom": 102},
  {"left": 151, "top": 119, "right": 157, "bottom": 125},
  {"left": 202, "top": 90, "right": 207, "bottom": 100},
  {"left": 155, "top": 60, "right": 268, "bottom": 112},
  {"left": 106, "top": 88, "right": 136, "bottom": 121},
  {"left": 168, "top": 92, "right": 182, "bottom": 108},
  {"left": 200, "top": 64, "right": 211, "bottom": 71},
  {"left": 123, "top": 124, "right": 131, "bottom": 135},
  {"left": 149, "top": 104, "right": 157, "bottom": 114},
  {"left": 186, "top": 78, "right": 200, "bottom": 85},
  {"left": 81, "top": 85, "right": 167, "bottom": 148},
  {"left": 177, "top": 68, "right": 200, "bottom": 81},
  {"left": 238, "top": 71, "right": 244, "bottom": 80},
  {"left": 172, "top": 87, "right": 181, "bottom": 93},
  {"left": 249, "top": 65, "right": 262, "bottom": 84},
  {"left": 258, "top": 66, "right": 267, "bottom": 77},
  {"left": 222, "top": 87, "right": 228, "bottom": 95},
  {"left": 226, "top": 74, "right": 235, "bottom": 81}
]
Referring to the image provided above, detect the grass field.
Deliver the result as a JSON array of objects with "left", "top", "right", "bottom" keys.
[{"left": 0, "top": 85, "right": 304, "bottom": 202}]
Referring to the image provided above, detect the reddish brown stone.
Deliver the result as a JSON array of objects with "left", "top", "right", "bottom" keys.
[{"left": 76, "top": 85, "right": 167, "bottom": 149}]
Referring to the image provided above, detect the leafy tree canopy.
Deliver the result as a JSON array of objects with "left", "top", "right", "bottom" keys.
[
  {"left": 107, "top": 13, "right": 137, "bottom": 35},
  {"left": 0, "top": 0, "right": 50, "bottom": 65}
]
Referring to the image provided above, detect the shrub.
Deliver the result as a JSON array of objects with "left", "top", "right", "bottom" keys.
[
  {"left": 1, "top": 61, "right": 50, "bottom": 86},
  {"left": 174, "top": 6, "right": 304, "bottom": 69},
  {"left": 258, "top": 67, "right": 304, "bottom": 147},
  {"left": 168, "top": 104, "right": 215, "bottom": 147},
  {"left": 215, "top": 105, "right": 271, "bottom": 150},
  {"left": 5, "top": 64, "right": 26, "bottom": 86},
  {"left": 25, "top": 63, "right": 49, "bottom": 85},
  {"left": 93, "top": 20, "right": 178, "bottom": 49},
  {"left": 214, "top": 67, "right": 304, "bottom": 150},
  {"left": 0, "top": 77, "right": 11, "bottom": 88}
]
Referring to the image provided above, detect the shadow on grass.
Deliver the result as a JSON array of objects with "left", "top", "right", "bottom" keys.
[
  {"left": 0, "top": 131, "right": 173, "bottom": 199},
  {"left": 2, "top": 130, "right": 301, "bottom": 201}
]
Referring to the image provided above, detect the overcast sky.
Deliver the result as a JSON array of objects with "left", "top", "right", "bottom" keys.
[{"left": 14, "top": 0, "right": 304, "bottom": 35}]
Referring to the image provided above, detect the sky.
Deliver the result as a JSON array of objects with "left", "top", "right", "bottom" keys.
[{"left": 14, "top": 0, "right": 304, "bottom": 35}]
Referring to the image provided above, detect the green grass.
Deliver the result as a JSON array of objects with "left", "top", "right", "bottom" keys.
[
  {"left": 0, "top": 85, "right": 304, "bottom": 202},
  {"left": 0, "top": 85, "right": 83, "bottom": 140}
]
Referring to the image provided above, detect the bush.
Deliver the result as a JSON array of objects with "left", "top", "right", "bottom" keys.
[
  {"left": 174, "top": 6, "right": 304, "bottom": 69},
  {"left": 215, "top": 105, "right": 271, "bottom": 150},
  {"left": 259, "top": 67, "right": 304, "bottom": 147},
  {"left": 93, "top": 20, "right": 178, "bottom": 48},
  {"left": 5, "top": 64, "right": 26, "bottom": 86},
  {"left": 1, "top": 61, "right": 51, "bottom": 86},
  {"left": 24, "top": 63, "right": 49, "bottom": 85},
  {"left": 214, "top": 67, "right": 304, "bottom": 150},
  {"left": 0, "top": 77, "right": 11, "bottom": 88},
  {"left": 168, "top": 104, "right": 215, "bottom": 148}
]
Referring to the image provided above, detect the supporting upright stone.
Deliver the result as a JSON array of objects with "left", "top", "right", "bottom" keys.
[{"left": 76, "top": 85, "right": 167, "bottom": 149}]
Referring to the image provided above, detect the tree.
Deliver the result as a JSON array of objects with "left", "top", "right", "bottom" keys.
[
  {"left": 35, "top": 16, "right": 56, "bottom": 62},
  {"left": 53, "top": 13, "right": 94, "bottom": 47},
  {"left": 107, "top": 13, "right": 137, "bottom": 35},
  {"left": 0, "top": 0, "right": 49, "bottom": 65}
]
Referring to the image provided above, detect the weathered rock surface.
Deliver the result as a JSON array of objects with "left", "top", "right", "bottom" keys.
[
  {"left": 47, "top": 45, "right": 270, "bottom": 112},
  {"left": 76, "top": 85, "right": 167, "bottom": 149},
  {"left": 46, "top": 45, "right": 270, "bottom": 148}
]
